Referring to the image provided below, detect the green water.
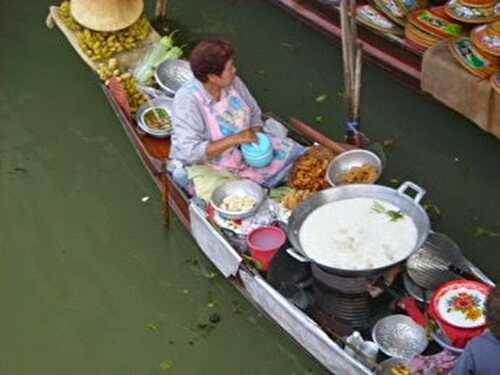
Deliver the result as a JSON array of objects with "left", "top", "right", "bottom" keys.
[{"left": 0, "top": 0, "right": 498, "bottom": 374}]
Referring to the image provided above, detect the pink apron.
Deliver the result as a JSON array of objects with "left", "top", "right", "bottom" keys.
[{"left": 192, "top": 83, "right": 292, "bottom": 184}]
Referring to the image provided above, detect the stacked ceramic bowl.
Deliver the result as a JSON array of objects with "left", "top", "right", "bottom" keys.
[{"left": 241, "top": 132, "right": 273, "bottom": 168}]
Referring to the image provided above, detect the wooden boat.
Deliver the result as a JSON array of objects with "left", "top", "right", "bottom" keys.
[
  {"left": 102, "top": 83, "right": 378, "bottom": 374},
  {"left": 268, "top": 0, "right": 425, "bottom": 88}
]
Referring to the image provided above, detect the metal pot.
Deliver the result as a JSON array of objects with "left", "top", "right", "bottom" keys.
[{"left": 287, "top": 181, "right": 430, "bottom": 277}]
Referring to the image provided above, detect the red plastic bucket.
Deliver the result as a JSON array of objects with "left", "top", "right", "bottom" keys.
[{"left": 246, "top": 226, "right": 286, "bottom": 271}]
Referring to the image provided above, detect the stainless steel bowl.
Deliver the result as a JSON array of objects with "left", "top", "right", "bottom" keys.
[
  {"left": 210, "top": 180, "right": 265, "bottom": 220},
  {"left": 326, "top": 149, "right": 382, "bottom": 186},
  {"left": 155, "top": 59, "right": 194, "bottom": 96},
  {"left": 135, "top": 97, "right": 173, "bottom": 138},
  {"left": 372, "top": 315, "right": 428, "bottom": 360}
]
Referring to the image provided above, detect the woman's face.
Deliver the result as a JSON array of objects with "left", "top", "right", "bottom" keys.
[{"left": 210, "top": 58, "right": 237, "bottom": 88}]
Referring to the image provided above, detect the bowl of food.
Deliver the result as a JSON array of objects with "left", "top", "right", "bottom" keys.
[
  {"left": 155, "top": 59, "right": 194, "bottom": 96},
  {"left": 372, "top": 314, "right": 428, "bottom": 360},
  {"left": 136, "top": 97, "right": 173, "bottom": 138},
  {"left": 211, "top": 180, "right": 265, "bottom": 220},
  {"left": 326, "top": 149, "right": 382, "bottom": 186}
]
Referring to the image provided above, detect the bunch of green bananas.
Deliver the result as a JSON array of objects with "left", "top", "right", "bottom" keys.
[{"left": 59, "top": 1, "right": 151, "bottom": 61}]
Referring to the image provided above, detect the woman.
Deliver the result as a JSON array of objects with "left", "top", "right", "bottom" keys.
[
  {"left": 452, "top": 284, "right": 500, "bottom": 374},
  {"left": 170, "top": 39, "right": 303, "bottom": 187}
]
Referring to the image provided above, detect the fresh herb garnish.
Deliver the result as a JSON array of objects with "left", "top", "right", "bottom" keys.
[
  {"left": 387, "top": 210, "right": 404, "bottom": 222},
  {"left": 371, "top": 201, "right": 404, "bottom": 222}
]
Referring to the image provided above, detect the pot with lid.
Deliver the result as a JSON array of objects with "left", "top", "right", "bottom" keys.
[{"left": 287, "top": 181, "right": 431, "bottom": 278}]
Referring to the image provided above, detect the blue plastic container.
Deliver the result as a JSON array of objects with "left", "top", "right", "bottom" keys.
[{"left": 241, "top": 132, "right": 273, "bottom": 168}]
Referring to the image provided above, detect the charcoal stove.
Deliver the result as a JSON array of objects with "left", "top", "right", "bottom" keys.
[{"left": 311, "top": 264, "right": 382, "bottom": 330}]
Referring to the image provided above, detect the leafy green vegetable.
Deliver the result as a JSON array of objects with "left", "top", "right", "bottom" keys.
[
  {"left": 269, "top": 186, "right": 293, "bottom": 200},
  {"left": 133, "top": 31, "right": 183, "bottom": 83}
]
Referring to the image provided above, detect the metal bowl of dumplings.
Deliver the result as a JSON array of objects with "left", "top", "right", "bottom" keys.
[
  {"left": 210, "top": 180, "right": 265, "bottom": 220},
  {"left": 155, "top": 59, "right": 194, "bottom": 96},
  {"left": 372, "top": 314, "right": 428, "bottom": 361}
]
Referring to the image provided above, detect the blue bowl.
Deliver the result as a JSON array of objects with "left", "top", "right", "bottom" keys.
[
  {"left": 241, "top": 132, "right": 273, "bottom": 168},
  {"left": 241, "top": 133, "right": 272, "bottom": 155}
]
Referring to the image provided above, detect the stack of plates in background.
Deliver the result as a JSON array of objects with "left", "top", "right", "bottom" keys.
[{"left": 406, "top": 7, "right": 463, "bottom": 50}]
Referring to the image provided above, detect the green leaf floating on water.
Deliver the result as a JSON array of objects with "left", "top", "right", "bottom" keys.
[
  {"left": 315, "top": 94, "right": 328, "bottom": 103},
  {"left": 315, "top": 115, "right": 324, "bottom": 124},
  {"left": 160, "top": 359, "right": 172, "bottom": 371},
  {"left": 473, "top": 226, "right": 500, "bottom": 238}
]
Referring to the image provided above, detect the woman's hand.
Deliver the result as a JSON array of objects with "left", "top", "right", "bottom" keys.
[{"left": 233, "top": 128, "right": 257, "bottom": 144}]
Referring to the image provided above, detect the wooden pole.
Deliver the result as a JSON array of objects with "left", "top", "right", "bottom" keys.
[
  {"left": 349, "top": 0, "right": 358, "bottom": 103},
  {"left": 340, "top": 0, "right": 353, "bottom": 120},
  {"left": 353, "top": 44, "right": 363, "bottom": 121},
  {"left": 162, "top": 173, "right": 169, "bottom": 225},
  {"left": 155, "top": 0, "right": 168, "bottom": 20}
]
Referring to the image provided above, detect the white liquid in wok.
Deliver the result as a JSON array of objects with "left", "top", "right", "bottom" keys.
[{"left": 299, "top": 198, "right": 418, "bottom": 270}]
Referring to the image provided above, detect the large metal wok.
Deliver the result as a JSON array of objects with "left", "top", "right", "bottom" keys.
[{"left": 287, "top": 182, "right": 431, "bottom": 277}]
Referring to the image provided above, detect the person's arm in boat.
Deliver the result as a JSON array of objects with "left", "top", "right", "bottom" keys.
[{"left": 205, "top": 128, "right": 257, "bottom": 161}]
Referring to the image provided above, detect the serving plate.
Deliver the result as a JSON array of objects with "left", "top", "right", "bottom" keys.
[
  {"left": 405, "top": 22, "right": 441, "bottom": 49},
  {"left": 432, "top": 279, "right": 490, "bottom": 329},
  {"left": 445, "top": 0, "right": 500, "bottom": 24},
  {"left": 471, "top": 24, "right": 500, "bottom": 57},
  {"left": 356, "top": 5, "right": 404, "bottom": 35},
  {"left": 373, "top": 0, "right": 408, "bottom": 26},
  {"left": 408, "top": 8, "right": 463, "bottom": 38},
  {"left": 449, "top": 36, "right": 498, "bottom": 78}
]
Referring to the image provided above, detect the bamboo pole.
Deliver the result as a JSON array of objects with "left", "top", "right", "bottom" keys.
[
  {"left": 349, "top": 0, "right": 358, "bottom": 102},
  {"left": 353, "top": 44, "right": 363, "bottom": 121},
  {"left": 340, "top": 0, "right": 353, "bottom": 120},
  {"left": 155, "top": 0, "right": 168, "bottom": 20}
]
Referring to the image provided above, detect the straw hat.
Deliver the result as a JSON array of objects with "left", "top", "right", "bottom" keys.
[{"left": 70, "top": 0, "right": 144, "bottom": 32}]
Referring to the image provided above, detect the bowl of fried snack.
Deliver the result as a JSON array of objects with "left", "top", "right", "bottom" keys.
[
  {"left": 326, "top": 149, "right": 382, "bottom": 187},
  {"left": 288, "top": 145, "right": 334, "bottom": 192}
]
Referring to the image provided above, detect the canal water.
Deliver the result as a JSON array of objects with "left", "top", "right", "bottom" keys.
[{"left": 0, "top": 0, "right": 498, "bottom": 374}]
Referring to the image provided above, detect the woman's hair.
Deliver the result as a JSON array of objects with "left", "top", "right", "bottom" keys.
[
  {"left": 486, "top": 284, "right": 500, "bottom": 338},
  {"left": 189, "top": 39, "right": 235, "bottom": 82}
]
